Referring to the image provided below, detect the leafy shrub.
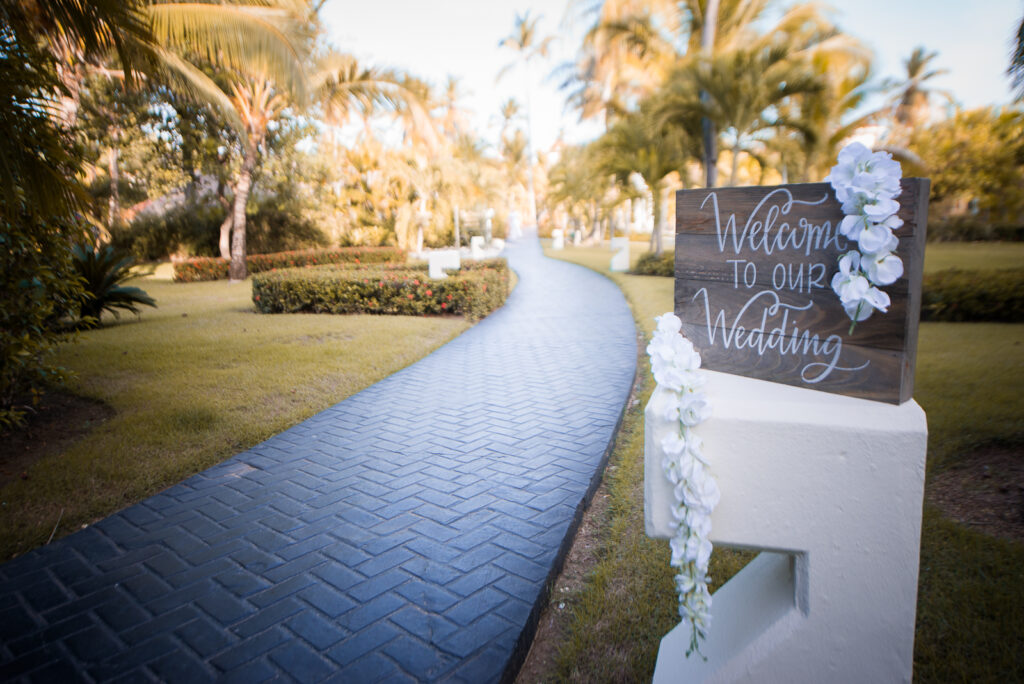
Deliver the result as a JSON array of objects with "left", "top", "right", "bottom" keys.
[
  {"left": 116, "top": 200, "right": 330, "bottom": 262},
  {"left": 252, "top": 259, "right": 510, "bottom": 321},
  {"left": 114, "top": 202, "right": 224, "bottom": 261},
  {"left": 920, "top": 268, "right": 1024, "bottom": 322},
  {"left": 631, "top": 251, "right": 675, "bottom": 277},
  {"left": 245, "top": 204, "right": 329, "bottom": 254},
  {"left": 71, "top": 244, "right": 156, "bottom": 326},
  {"left": 173, "top": 246, "right": 405, "bottom": 282},
  {"left": 927, "top": 217, "right": 1024, "bottom": 243},
  {"left": 1, "top": 216, "right": 84, "bottom": 429}
]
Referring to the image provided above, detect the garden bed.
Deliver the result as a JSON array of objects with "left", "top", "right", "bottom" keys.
[
  {"left": 173, "top": 246, "right": 405, "bottom": 282},
  {"left": 252, "top": 258, "right": 510, "bottom": 321}
]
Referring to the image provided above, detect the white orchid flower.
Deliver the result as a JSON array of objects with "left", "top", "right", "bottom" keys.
[{"left": 862, "top": 251, "right": 904, "bottom": 286}]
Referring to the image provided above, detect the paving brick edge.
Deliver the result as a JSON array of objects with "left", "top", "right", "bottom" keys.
[{"left": 500, "top": 324, "right": 644, "bottom": 684}]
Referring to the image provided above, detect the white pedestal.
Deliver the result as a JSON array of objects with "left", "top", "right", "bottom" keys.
[
  {"left": 427, "top": 249, "right": 461, "bottom": 279},
  {"left": 551, "top": 229, "right": 564, "bottom": 250},
  {"left": 645, "top": 371, "right": 927, "bottom": 683},
  {"left": 470, "top": 235, "right": 485, "bottom": 260},
  {"left": 610, "top": 237, "right": 630, "bottom": 272}
]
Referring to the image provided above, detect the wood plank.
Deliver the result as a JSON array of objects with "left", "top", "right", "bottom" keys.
[
  {"left": 675, "top": 281, "right": 909, "bottom": 351},
  {"left": 673, "top": 179, "right": 929, "bottom": 404}
]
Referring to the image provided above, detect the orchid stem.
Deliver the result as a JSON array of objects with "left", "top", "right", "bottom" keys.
[{"left": 849, "top": 301, "right": 863, "bottom": 335}]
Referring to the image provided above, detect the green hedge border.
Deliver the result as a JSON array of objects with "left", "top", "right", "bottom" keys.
[
  {"left": 921, "top": 268, "right": 1024, "bottom": 322},
  {"left": 252, "top": 259, "right": 510, "bottom": 321},
  {"left": 173, "top": 246, "right": 405, "bottom": 282}
]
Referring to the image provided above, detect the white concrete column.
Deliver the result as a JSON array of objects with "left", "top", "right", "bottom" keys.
[
  {"left": 551, "top": 229, "right": 564, "bottom": 250},
  {"left": 610, "top": 237, "right": 630, "bottom": 272},
  {"left": 645, "top": 370, "right": 927, "bottom": 683}
]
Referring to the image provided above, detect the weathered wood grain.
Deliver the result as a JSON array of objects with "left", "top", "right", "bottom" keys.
[{"left": 674, "top": 179, "right": 929, "bottom": 404}]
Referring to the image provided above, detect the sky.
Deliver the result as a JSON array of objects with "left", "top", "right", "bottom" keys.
[{"left": 319, "top": 0, "right": 1021, "bottom": 154}]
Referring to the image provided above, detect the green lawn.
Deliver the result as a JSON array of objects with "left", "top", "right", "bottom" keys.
[
  {"left": 923, "top": 241, "right": 1024, "bottom": 273},
  {"left": 0, "top": 272, "right": 470, "bottom": 559},
  {"left": 543, "top": 244, "right": 1024, "bottom": 682}
]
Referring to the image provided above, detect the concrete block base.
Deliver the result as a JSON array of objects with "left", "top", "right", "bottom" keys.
[{"left": 646, "top": 370, "right": 927, "bottom": 683}]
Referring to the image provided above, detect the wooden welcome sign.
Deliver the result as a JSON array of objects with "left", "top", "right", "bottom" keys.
[{"left": 674, "top": 180, "right": 929, "bottom": 404}]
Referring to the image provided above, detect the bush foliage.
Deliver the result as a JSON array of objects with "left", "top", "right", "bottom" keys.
[
  {"left": 116, "top": 200, "right": 329, "bottom": 262},
  {"left": 926, "top": 218, "right": 1024, "bottom": 243},
  {"left": 631, "top": 251, "right": 675, "bottom": 277},
  {"left": 921, "top": 268, "right": 1024, "bottom": 323},
  {"left": 173, "top": 246, "right": 405, "bottom": 282},
  {"left": 252, "top": 259, "right": 510, "bottom": 321},
  {"left": 71, "top": 244, "right": 156, "bottom": 326},
  {"left": 1, "top": 216, "right": 84, "bottom": 429}
]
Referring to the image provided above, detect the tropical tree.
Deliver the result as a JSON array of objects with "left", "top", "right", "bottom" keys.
[
  {"left": 783, "top": 33, "right": 879, "bottom": 181},
  {"left": 592, "top": 107, "right": 693, "bottom": 254},
  {"left": 547, "top": 144, "right": 607, "bottom": 241},
  {"left": 499, "top": 11, "right": 554, "bottom": 228},
  {"left": 655, "top": 46, "right": 821, "bottom": 186},
  {"left": 1009, "top": 13, "right": 1024, "bottom": 101},
  {"left": 313, "top": 52, "right": 436, "bottom": 159},
  {"left": 574, "top": 0, "right": 841, "bottom": 184},
  {"left": 908, "top": 108, "right": 1024, "bottom": 226},
  {"left": 885, "top": 46, "right": 952, "bottom": 134},
  {"left": 557, "top": 0, "right": 672, "bottom": 128}
]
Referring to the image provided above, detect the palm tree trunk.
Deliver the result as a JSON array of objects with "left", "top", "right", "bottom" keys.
[
  {"left": 218, "top": 212, "right": 233, "bottom": 260},
  {"left": 229, "top": 143, "right": 257, "bottom": 281},
  {"left": 107, "top": 145, "right": 120, "bottom": 227},
  {"left": 729, "top": 146, "right": 740, "bottom": 186},
  {"left": 648, "top": 186, "right": 666, "bottom": 256},
  {"left": 701, "top": 0, "right": 720, "bottom": 188},
  {"left": 523, "top": 61, "right": 539, "bottom": 228}
]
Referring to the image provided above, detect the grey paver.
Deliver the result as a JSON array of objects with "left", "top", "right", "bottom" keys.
[{"left": 0, "top": 232, "right": 636, "bottom": 682}]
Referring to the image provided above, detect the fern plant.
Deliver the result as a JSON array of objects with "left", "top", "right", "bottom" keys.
[{"left": 72, "top": 244, "right": 156, "bottom": 326}]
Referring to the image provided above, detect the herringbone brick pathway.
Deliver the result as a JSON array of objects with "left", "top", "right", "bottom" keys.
[{"left": 0, "top": 233, "right": 637, "bottom": 683}]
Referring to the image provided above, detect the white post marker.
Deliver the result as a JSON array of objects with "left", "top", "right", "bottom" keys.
[
  {"left": 427, "top": 249, "right": 460, "bottom": 279},
  {"left": 470, "top": 235, "right": 485, "bottom": 260},
  {"left": 551, "top": 228, "right": 564, "bottom": 250},
  {"left": 645, "top": 371, "right": 927, "bottom": 683},
  {"left": 610, "top": 236, "right": 630, "bottom": 272}
]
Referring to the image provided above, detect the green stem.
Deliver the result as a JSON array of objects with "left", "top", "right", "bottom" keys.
[{"left": 849, "top": 301, "right": 863, "bottom": 335}]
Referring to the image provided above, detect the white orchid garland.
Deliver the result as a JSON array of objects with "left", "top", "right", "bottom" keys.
[
  {"left": 825, "top": 142, "right": 905, "bottom": 333},
  {"left": 647, "top": 312, "right": 717, "bottom": 658}
]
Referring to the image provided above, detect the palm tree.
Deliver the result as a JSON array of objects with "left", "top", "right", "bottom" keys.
[
  {"left": 591, "top": 108, "right": 693, "bottom": 255},
  {"left": 656, "top": 46, "right": 822, "bottom": 186},
  {"left": 576, "top": 0, "right": 838, "bottom": 185},
  {"left": 499, "top": 11, "right": 554, "bottom": 229},
  {"left": 547, "top": 144, "right": 606, "bottom": 243},
  {"left": 1009, "top": 13, "right": 1024, "bottom": 101},
  {"left": 498, "top": 98, "right": 521, "bottom": 140},
  {"left": 886, "top": 47, "right": 952, "bottom": 133},
  {"left": 557, "top": 0, "right": 674, "bottom": 129},
  {"left": 223, "top": 78, "right": 287, "bottom": 279},
  {"left": 0, "top": 0, "right": 155, "bottom": 218},
  {"left": 787, "top": 34, "right": 880, "bottom": 181},
  {"left": 313, "top": 51, "right": 435, "bottom": 155}
]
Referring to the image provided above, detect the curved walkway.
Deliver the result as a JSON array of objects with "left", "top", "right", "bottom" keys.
[{"left": 0, "top": 233, "right": 637, "bottom": 683}]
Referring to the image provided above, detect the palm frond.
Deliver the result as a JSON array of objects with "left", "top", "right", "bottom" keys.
[
  {"left": 153, "top": 47, "right": 245, "bottom": 132},
  {"left": 147, "top": 3, "right": 308, "bottom": 100}
]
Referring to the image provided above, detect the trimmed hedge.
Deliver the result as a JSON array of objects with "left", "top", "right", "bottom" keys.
[
  {"left": 173, "top": 246, "right": 405, "bottom": 282},
  {"left": 927, "top": 218, "right": 1024, "bottom": 243},
  {"left": 920, "top": 268, "right": 1024, "bottom": 322},
  {"left": 630, "top": 250, "right": 674, "bottom": 277},
  {"left": 252, "top": 258, "right": 510, "bottom": 321}
]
